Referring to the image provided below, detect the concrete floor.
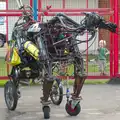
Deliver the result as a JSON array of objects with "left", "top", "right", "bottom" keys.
[{"left": 0, "top": 84, "right": 120, "bottom": 120}]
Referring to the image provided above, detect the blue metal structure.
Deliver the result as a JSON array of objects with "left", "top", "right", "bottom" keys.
[{"left": 33, "top": 0, "right": 37, "bottom": 20}]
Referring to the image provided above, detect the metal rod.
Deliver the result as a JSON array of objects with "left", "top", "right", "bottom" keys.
[
  {"left": 0, "top": 8, "right": 111, "bottom": 12},
  {"left": 0, "top": 13, "right": 22, "bottom": 16},
  {"left": 113, "top": 0, "right": 118, "bottom": 76},
  {"left": 38, "top": 0, "right": 42, "bottom": 21},
  {"left": 16, "top": 0, "right": 21, "bottom": 8},
  {"left": 62, "top": 0, "right": 65, "bottom": 9},
  {"left": 110, "top": 16, "right": 114, "bottom": 77},
  {"left": 0, "top": 9, "right": 113, "bottom": 13},
  {"left": 33, "top": 0, "right": 37, "bottom": 20},
  {"left": 0, "top": 12, "right": 113, "bottom": 17},
  {"left": 0, "top": 76, "right": 9, "bottom": 80},
  {"left": 45, "top": 8, "right": 111, "bottom": 12},
  {"left": 30, "top": 0, "right": 33, "bottom": 7},
  {"left": 0, "top": 10, "right": 31, "bottom": 12},
  {"left": 86, "top": 0, "right": 88, "bottom": 74},
  {"left": 110, "top": 0, "right": 114, "bottom": 77},
  {"left": 19, "top": 0, "right": 23, "bottom": 6},
  {"left": 38, "top": 11, "right": 114, "bottom": 16},
  {"left": 6, "top": 0, "right": 9, "bottom": 76}
]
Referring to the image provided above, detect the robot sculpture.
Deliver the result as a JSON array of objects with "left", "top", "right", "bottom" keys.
[{"left": 3, "top": 0, "right": 117, "bottom": 119}]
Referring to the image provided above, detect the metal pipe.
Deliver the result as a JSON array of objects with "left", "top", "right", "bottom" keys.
[
  {"left": 33, "top": 0, "right": 37, "bottom": 20},
  {"left": 6, "top": 0, "right": 9, "bottom": 76},
  {"left": 62, "top": 0, "right": 65, "bottom": 9},
  {"left": 0, "top": 11, "right": 114, "bottom": 17},
  {"left": 0, "top": 8, "right": 110, "bottom": 12},
  {"left": 5, "top": 0, "right": 8, "bottom": 41},
  {"left": 110, "top": 16, "right": 114, "bottom": 77},
  {"left": 0, "top": 11, "right": 113, "bottom": 17},
  {"left": 45, "top": 8, "right": 111, "bottom": 12},
  {"left": 16, "top": 0, "right": 21, "bottom": 8},
  {"left": 0, "top": 76, "right": 9, "bottom": 80},
  {"left": 0, "top": 8, "right": 113, "bottom": 13},
  {"left": 86, "top": 0, "right": 88, "bottom": 74},
  {"left": 38, "top": 0, "right": 42, "bottom": 21},
  {"left": 30, "top": 0, "right": 33, "bottom": 7},
  {"left": 113, "top": 0, "right": 119, "bottom": 76},
  {"left": 38, "top": 11, "right": 114, "bottom": 16},
  {"left": 0, "top": 13, "right": 22, "bottom": 16},
  {"left": 110, "top": 0, "right": 114, "bottom": 77},
  {"left": 0, "top": 10, "right": 30, "bottom": 12}
]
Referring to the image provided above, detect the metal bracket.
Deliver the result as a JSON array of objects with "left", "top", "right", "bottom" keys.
[{"left": 71, "top": 99, "right": 80, "bottom": 109}]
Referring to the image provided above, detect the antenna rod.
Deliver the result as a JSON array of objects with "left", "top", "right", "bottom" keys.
[
  {"left": 19, "top": 0, "right": 23, "bottom": 6},
  {"left": 16, "top": 0, "right": 21, "bottom": 8}
]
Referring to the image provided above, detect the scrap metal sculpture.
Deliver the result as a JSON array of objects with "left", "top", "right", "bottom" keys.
[{"left": 3, "top": 0, "right": 117, "bottom": 119}]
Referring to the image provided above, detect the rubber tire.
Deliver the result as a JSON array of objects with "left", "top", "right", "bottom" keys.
[
  {"left": 4, "top": 81, "right": 18, "bottom": 111},
  {"left": 43, "top": 106, "right": 50, "bottom": 119},
  {"left": 50, "top": 80, "right": 63, "bottom": 105},
  {"left": 65, "top": 100, "right": 81, "bottom": 116}
]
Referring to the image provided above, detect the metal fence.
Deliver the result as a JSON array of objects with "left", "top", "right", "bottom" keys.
[{"left": 0, "top": 0, "right": 119, "bottom": 80}]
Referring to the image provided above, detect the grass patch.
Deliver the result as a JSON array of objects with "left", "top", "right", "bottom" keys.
[
  {"left": 0, "top": 57, "right": 110, "bottom": 77},
  {"left": 88, "top": 64, "right": 109, "bottom": 72},
  {"left": 0, "top": 79, "right": 109, "bottom": 87},
  {"left": 62, "top": 79, "right": 109, "bottom": 85},
  {"left": 0, "top": 80, "right": 7, "bottom": 87}
]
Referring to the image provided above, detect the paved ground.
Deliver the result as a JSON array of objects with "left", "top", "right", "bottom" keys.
[{"left": 0, "top": 84, "right": 120, "bottom": 120}]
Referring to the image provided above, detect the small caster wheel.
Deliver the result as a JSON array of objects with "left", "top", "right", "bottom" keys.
[
  {"left": 4, "top": 81, "right": 18, "bottom": 111},
  {"left": 65, "top": 100, "right": 81, "bottom": 116},
  {"left": 43, "top": 106, "right": 50, "bottom": 119}
]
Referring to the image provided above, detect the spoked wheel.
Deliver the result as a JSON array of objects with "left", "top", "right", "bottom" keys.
[
  {"left": 4, "top": 81, "right": 18, "bottom": 110},
  {"left": 65, "top": 100, "right": 81, "bottom": 116},
  {"left": 50, "top": 80, "right": 63, "bottom": 105},
  {"left": 43, "top": 106, "right": 50, "bottom": 119}
]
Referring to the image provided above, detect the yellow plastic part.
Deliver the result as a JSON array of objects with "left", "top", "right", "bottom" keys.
[
  {"left": 24, "top": 41, "right": 39, "bottom": 60},
  {"left": 64, "top": 48, "right": 69, "bottom": 54},
  {"left": 6, "top": 47, "right": 21, "bottom": 66}
]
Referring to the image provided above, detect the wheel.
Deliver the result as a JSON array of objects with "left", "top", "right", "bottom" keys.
[
  {"left": 4, "top": 81, "right": 18, "bottom": 110},
  {"left": 65, "top": 100, "right": 81, "bottom": 116},
  {"left": 50, "top": 80, "right": 63, "bottom": 105},
  {"left": 43, "top": 106, "right": 50, "bottom": 119}
]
